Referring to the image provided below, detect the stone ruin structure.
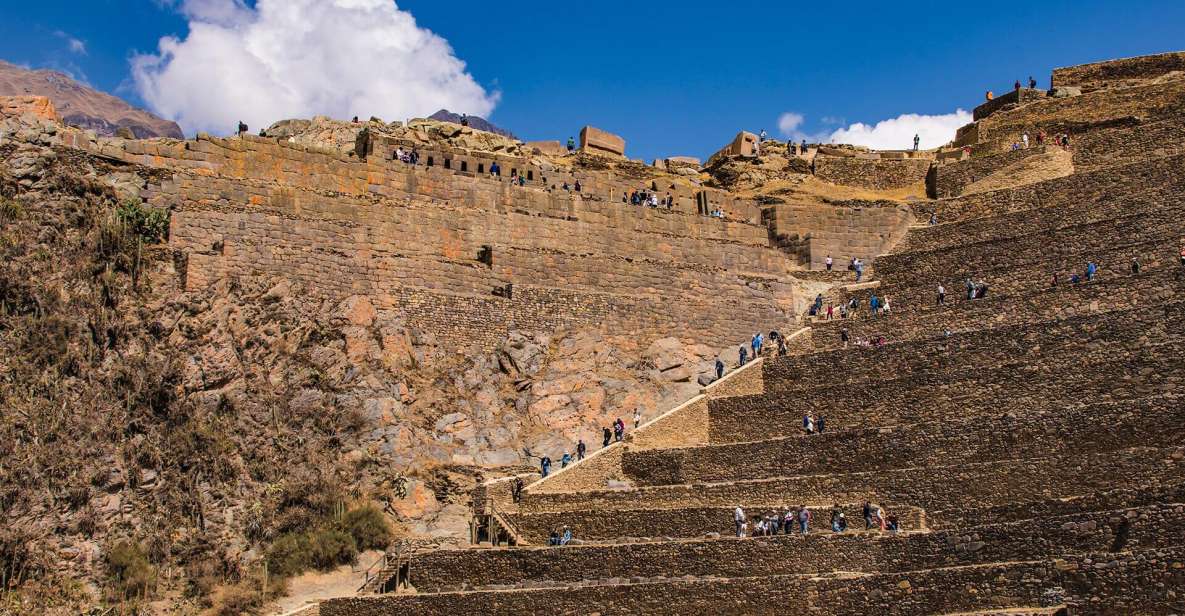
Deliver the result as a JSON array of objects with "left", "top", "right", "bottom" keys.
[
  {"left": 309, "top": 51, "right": 1185, "bottom": 614},
  {"left": 3, "top": 49, "right": 1184, "bottom": 614}
]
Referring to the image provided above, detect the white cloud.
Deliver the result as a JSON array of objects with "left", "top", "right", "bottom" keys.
[
  {"left": 54, "top": 31, "right": 87, "bottom": 55},
  {"left": 828, "top": 109, "right": 971, "bottom": 150},
  {"left": 777, "top": 112, "right": 804, "bottom": 136},
  {"left": 132, "top": 0, "right": 498, "bottom": 136}
]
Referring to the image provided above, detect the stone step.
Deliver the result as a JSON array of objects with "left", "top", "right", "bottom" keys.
[
  {"left": 320, "top": 545, "right": 1185, "bottom": 615},
  {"left": 519, "top": 445, "right": 1185, "bottom": 516},
  {"left": 405, "top": 504, "right": 1183, "bottom": 595},
  {"left": 762, "top": 301, "right": 1185, "bottom": 393},
  {"left": 625, "top": 397, "right": 1185, "bottom": 487},
  {"left": 709, "top": 342, "right": 1184, "bottom": 443}
]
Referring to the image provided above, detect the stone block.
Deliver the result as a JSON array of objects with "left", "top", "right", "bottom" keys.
[{"left": 579, "top": 126, "right": 626, "bottom": 157}]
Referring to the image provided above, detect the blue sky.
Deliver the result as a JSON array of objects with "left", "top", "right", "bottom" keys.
[{"left": 2, "top": 1, "right": 1183, "bottom": 161}]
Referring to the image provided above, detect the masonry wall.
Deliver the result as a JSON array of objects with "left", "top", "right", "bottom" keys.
[
  {"left": 930, "top": 145, "right": 1050, "bottom": 198},
  {"left": 1052, "top": 51, "right": 1185, "bottom": 91},
  {"left": 407, "top": 506, "right": 1181, "bottom": 593},
  {"left": 771, "top": 200, "right": 914, "bottom": 270},
  {"left": 151, "top": 152, "right": 796, "bottom": 351},
  {"left": 812, "top": 156, "right": 931, "bottom": 190},
  {"left": 322, "top": 546, "right": 1185, "bottom": 615}
]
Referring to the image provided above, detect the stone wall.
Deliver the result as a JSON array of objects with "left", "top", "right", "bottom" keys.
[
  {"left": 770, "top": 200, "right": 914, "bottom": 269},
  {"left": 930, "top": 146, "right": 1050, "bottom": 198},
  {"left": 972, "top": 88, "right": 1046, "bottom": 121},
  {"left": 1052, "top": 51, "right": 1185, "bottom": 91},
  {"left": 147, "top": 143, "right": 797, "bottom": 351},
  {"left": 0, "top": 95, "right": 60, "bottom": 122},
  {"left": 408, "top": 506, "right": 1181, "bottom": 593},
  {"left": 812, "top": 156, "right": 931, "bottom": 190},
  {"left": 322, "top": 545, "right": 1185, "bottom": 615}
]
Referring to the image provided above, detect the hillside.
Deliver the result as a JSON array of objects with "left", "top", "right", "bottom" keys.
[{"left": 0, "top": 60, "right": 182, "bottom": 139}]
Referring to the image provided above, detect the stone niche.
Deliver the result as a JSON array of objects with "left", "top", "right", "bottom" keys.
[{"left": 579, "top": 126, "right": 626, "bottom": 157}]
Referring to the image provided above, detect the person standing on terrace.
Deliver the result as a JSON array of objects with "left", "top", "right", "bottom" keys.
[
  {"left": 798, "top": 505, "right": 812, "bottom": 534},
  {"left": 715, "top": 357, "right": 724, "bottom": 380},
  {"left": 576, "top": 439, "right": 586, "bottom": 460},
  {"left": 825, "top": 254, "right": 833, "bottom": 271},
  {"left": 567, "top": 136, "right": 575, "bottom": 152},
  {"left": 633, "top": 408, "right": 642, "bottom": 430},
  {"left": 1028, "top": 76, "right": 1037, "bottom": 89},
  {"left": 1131, "top": 257, "right": 1141, "bottom": 275},
  {"left": 734, "top": 506, "right": 746, "bottom": 537},
  {"left": 937, "top": 283, "right": 946, "bottom": 305},
  {"left": 613, "top": 417, "right": 625, "bottom": 442},
  {"left": 738, "top": 346, "right": 748, "bottom": 366},
  {"left": 540, "top": 455, "right": 552, "bottom": 478},
  {"left": 913, "top": 134, "right": 920, "bottom": 151},
  {"left": 602, "top": 426, "right": 612, "bottom": 448}
]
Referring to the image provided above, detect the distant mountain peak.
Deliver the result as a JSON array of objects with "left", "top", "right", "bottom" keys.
[
  {"left": 0, "top": 59, "right": 183, "bottom": 139},
  {"left": 427, "top": 109, "right": 516, "bottom": 140}
]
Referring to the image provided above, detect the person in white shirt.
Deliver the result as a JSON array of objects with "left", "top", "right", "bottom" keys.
[
  {"left": 633, "top": 409, "right": 642, "bottom": 429},
  {"left": 1022, "top": 132, "right": 1030, "bottom": 148},
  {"left": 825, "top": 255, "right": 833, "bottom": 271},
  {"left": 734, "top": 506, "right": 746, "bottom": 536}
]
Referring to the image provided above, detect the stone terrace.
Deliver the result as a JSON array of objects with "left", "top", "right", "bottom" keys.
[{"left": 321, "top": 54, "right": 1185, "bottom": 615}]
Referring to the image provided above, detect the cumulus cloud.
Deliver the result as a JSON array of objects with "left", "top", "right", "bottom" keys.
[
  {"left": 776, "top": 111, "right": 831, "bottom": 144},
  {"left": 828, "top": 109, "right": 971, "bottom": 150},
  {"left": 133, "top": 0, "right": 498, "bottom": 136}
]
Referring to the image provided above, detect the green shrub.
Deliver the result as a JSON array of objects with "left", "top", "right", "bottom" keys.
[
  {"left": 264, "top": 533, "right": 311, "bottom": 578},
  {"left": 115, "top": 200, "right": 169, "bottom": 244},
  {"left": 339, "top": 505, "right": 393, "bottom": 551},
  {"left": 307, "top": 529, "right": 357, "bottom": 570},
  {"left": 106, "top": 541, "right": 155, "bottom": 599}
]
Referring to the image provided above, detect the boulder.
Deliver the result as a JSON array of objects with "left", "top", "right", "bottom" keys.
[{"left": 526, "top": 140, "right": 567, "bottom": 157}]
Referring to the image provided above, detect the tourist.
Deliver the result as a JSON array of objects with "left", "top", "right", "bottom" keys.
[
  {"left": 801, "top": 139, "right": 807, "bottom": 154},
  {"left": 562, "top": 182, "right": 570, "bottom": 191},
  {"left": 518, "top": 175, "right": 525, "bottom": 187},
  {"left": 540, "top": 455, "right": 552, "bottom": 478},
  {"left": 875, "top": 504, "right": 887, "bottom": 531},
  {"left": 490, "top": 161, "right": 501, "bottom": 177},
  {"left": 1051, "top": 272, "right": 1058, "bottom": 287},
  {"left": 777, "top": 336, "right": 788, "bottom": 356},
  {"left": 966, "top": 278, "right": 975, "bottom": 300},
  {"left": 937, "top": 283, "right": 946, "bottom": 305},
  {"left": 985, "top": 90, "right": 993, "bottom": 101},
  {"left": 734, "top": 506, "right": 746, "bottom": 537},
  {"left": 1086, "top": 261, "right": 1098, "bottom": 281},
  {"left": 461, "top": 114, "right": 469, "bottom": 127},
  {"left": 739, "top": 346, "right": 748, "bottom": 366},
  {"left": 1014, "top": 79, "right": 1022, "bottom": 92},
  {"left": 1037, "top": 129, "right": 1046, "bottom": 146},
  {"left": 929, "top": 212, "right": 937, "bottom": 225},
  {"left": 574, "top": 180, "right": 582, "bottom": 193},
  {"left": 549, "top": 528, "right": 560, "bottom": 545},
  {"left": 802, "top": 413, "right": 811, "bottom": 432},
  {"left": 1180, "top": 244, "right": 1185, "bottom": 268},
  {"left": 715, "top": 357, "right": 724, "bottom": 380},
  {"left": 666, "top": 192, "right": 673, "bottom": 209},
  {"left": 854, "top": 259, "right": 864, "bottom": 282},
  {"left": 1028, "top": 75, "right": 1037, "bottom": 89},
  {"left": 976, "top": 280, "right": 988, "bottom": 299},
  {"left": 1071, "top": 273, "right": 1081, "bottom": 285},
  {"left": 613, "top": 418, "right": 625, "bottom": 442},
  {"left": 817, "top": 414, "right": 826, "bottom": 433},
  {"left": 840, "top": 303, "right": 849, "bottom": 319},
  {"left": 602, "top": 426, "right": 612, "bottom": 448},
  {"left": 831, "top": 505, "right": 845, "bottom": 532},
  {"left": 863, "top": 501, "right": 874, "bottom": 529},
  {"left": 870, "top": 293, "right": 879, "bottom": 318},
  {"left": 512, "top": 477, "right": 524, "bottom": 503},
  {"left": 560, "top": 525, "right": 573, "bottom": 545},
  {"left": 634, "top": 408, "right": 642, "bottom": 429},
  {"left": 798, "top": 505, "right": 812, "bottom": 534},
  {"left": 887, "top": 514, "right": 900, "bottom": 533},
  {"left": 1022, "top": 132, "right": 1029, "bottom": 148},
  {"left": 576, "top": 439, "right": 586, "bottom": 460},
  {"left": 913, "top": 133, "right": 920, "bottom": 151},
  {"left": 825, "top": 254, "right": 833, "bottom": 271},
  {"left": 841, "top": 328, "right": 850, "bottom": 348},
  {"left": 567, "top": 137, "right": 575, "bottom": 152},
  {"left": 561, "top": 452, "right": 571, "bottom": 468},
  {"left": 237, "top": 120, "right": 248, "bottom": 135},
  {"left": 805, "top": 415, "right": 815, "bottom": 434},
  {"left": 826, "top": 304, "right": 834, "bottom": 320},
  {"left": 1131, "top": 257, "right": 1141, "bottom": 275},
  {"left": 882, "top": 296, "right": 892, "bottom": 315},
  {"left": 752, "top": 332, "right": 764, "bottom": 357}
]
